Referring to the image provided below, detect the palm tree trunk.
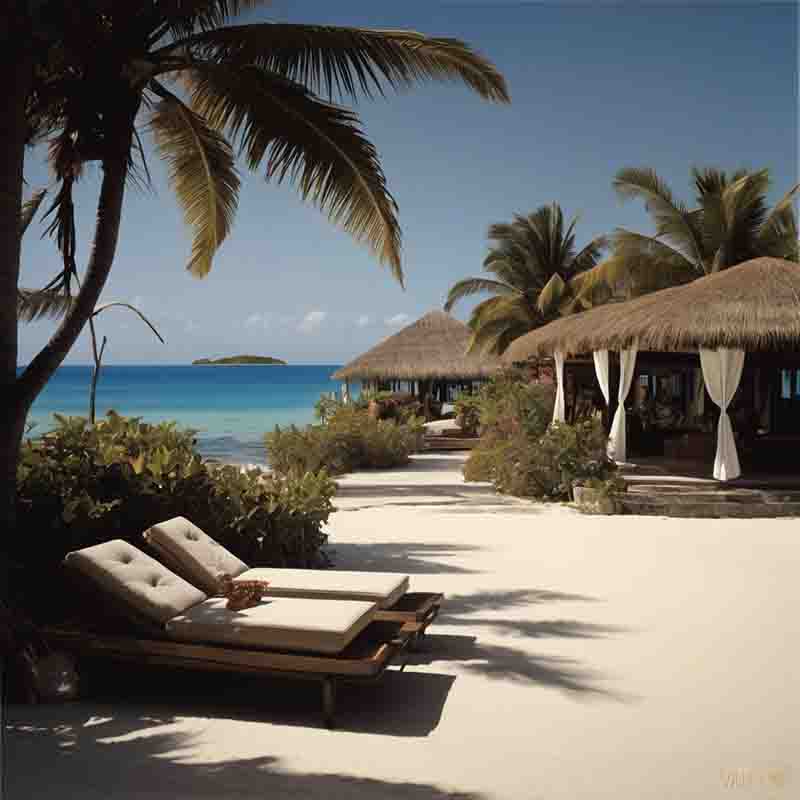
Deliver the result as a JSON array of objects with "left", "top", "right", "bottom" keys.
[
  {"left": 17, "top": 103, "right": 138, "bottom": 408},
  {"left": 0, "top": 10, "right": 33, "bottom": 571},
  {"left": 3, "top": 100, "right": 137, "bottom": 570}
]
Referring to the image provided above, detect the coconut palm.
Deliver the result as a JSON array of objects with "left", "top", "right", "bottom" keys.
[
  {"left": 1, "top": 1, "right": 510, "bottom": 538},
  {"left": 444, "top": 203, "right": 609, "bottom": 355},
  {"left": 595, "top": 166, "right": 799, "bottom": 297}
]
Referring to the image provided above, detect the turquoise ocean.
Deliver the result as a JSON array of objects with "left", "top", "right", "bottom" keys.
[{"left": 22, "top": 364, "right": 347, "bottom": 466}]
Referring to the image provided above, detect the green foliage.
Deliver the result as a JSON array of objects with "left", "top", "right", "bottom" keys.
[
  {"left": 14, "top": 413, "right": 336, "bottom": 620},
  {"left": 444, "top": 203, "right": 610, "bottom": 355},
  {"left": 266, "top": 405, "right": 423, "bottom": 477},
  {"left": 602, "top": 166, "right": 799, "bottom": 300},
  {"left": 314, "top": 394, "right": 345, "bottom": 423},
  {"left": 463, "top": 374, "right": 616, "bottom": 500},
  {"left": 453, "top": 393, "right": 482, "bottom": 436}
]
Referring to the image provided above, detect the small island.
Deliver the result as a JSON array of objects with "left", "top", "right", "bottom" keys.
[{"left": 192, "top": 355, "right": 287, "bottom": 366}]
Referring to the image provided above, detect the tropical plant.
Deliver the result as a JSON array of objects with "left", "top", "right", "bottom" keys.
[
  {"left": 0, "top": 2, "right": 510, "bottom": 547},
  {"left": 266, "top": 404, "right": 423, "bottom": 477},
  {"left": 13, "top": 411, "right": 337, "bottom": 620},
  {"left": 592, "top": 166, "right": 799, "bottom": 297},
  {"left": 87, "top": 303, "right": 164, "bottom": 424},
  {"left": 444, "top": 203, "right": 609, "bottom": 355}
]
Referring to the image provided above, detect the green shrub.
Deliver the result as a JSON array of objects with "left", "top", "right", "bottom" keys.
[
  {"left": 14, "top": 413, "right": 336, "bottom": 620},
  {"left": 453, "top": 393, "right": 481, "bottom": 436},
  {"left": 463, "top": 373, "right": 616, "bottom": 500},
  {"left": 265, "top": 405, "right": 423, "bottom": 477}
]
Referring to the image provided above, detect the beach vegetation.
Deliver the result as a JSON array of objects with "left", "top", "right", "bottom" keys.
[
  {"left": 590, "top": 167, "right": 799, "bottom": 297},
  {"left": 1, "top": 2, "right": 509, "bottom": 557},
  {"left": 12, "top": 412, "right": 335, "bottom": 620},
  {"left": 266, "top": 405, "right": 423, "bottom": 477},
  {"left": 463, "top": 374, "right": 618, "bottom": 500},
  {"left": 444, "top": 204, "right": 610, "bottom": 355}
]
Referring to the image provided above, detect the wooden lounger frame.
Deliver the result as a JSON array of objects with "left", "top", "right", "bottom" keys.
[{"left": 44, "top": 618, "right": 423, "bottom": 728}]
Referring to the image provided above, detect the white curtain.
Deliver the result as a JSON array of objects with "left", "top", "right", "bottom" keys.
[
  {"left": 608, "top": 346, "right": 638, "bottom": 462},
  {"left": 553, "top": 350, "right": 566, "bottom": 423},
  {"left": 700, "top": 348, "right": 745, "bottom": 481},
  {"left": 593, "top": 350, "right": 610, "bottom": 405}
]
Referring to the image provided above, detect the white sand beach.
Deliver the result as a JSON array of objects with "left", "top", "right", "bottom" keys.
[{"left": 5, "top": 454, "right": 797, "bottom": 799}]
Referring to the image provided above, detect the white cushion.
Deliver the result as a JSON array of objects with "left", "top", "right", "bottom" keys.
[
  {"left": 144, "top": 517, "right": 248, "bottom": 594},
  {"left": 65, "top": 540, "right": 206, "bottom": 625},
  {"left": 145, "top": 517, "right": 410, "bottom": 608},
  {"left": 237, "top": 568, "right": 409, "bottom": 610},
  {"left": 165, "top": 597, "right": 376, "bottom": 654}
]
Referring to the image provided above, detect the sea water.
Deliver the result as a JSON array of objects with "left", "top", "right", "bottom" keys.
[{"left": 21, "top": 364, "right": 347, "bottom": 466}]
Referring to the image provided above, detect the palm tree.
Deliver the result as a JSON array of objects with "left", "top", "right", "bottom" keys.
[
  {"left": 1, "top": 1, "right": 510, "bottom": 540},
  {"left": 596, "top": 166, "right": 799, "bottom": 297},
  {"left": 444, "top": 203, "right": 609, "bottom": 354}
]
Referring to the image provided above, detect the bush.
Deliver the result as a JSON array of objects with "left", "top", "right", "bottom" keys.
[
  {"left": 266, "top": 405, "right": 423, "bottom": 477},
  {"left": 463, "top": 373, "right": 617, "bottom": 500},
  {"left": 14, "top": 412, "right": 336, "bottom": 620},
  {"left": 453, "top": 393, "right": 481, "bottom": 436}
]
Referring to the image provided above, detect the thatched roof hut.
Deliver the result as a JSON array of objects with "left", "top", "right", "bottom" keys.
[
  {"left": 504, "top": 257, "right": 800, "bottom": 361},
  {"left": 332, "top": 310, "right": 502, "bottom": 381}
]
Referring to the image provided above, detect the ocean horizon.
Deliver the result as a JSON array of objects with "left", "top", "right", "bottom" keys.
[{"left": 21, "top": 364, "right": 350, "bottom": 466}]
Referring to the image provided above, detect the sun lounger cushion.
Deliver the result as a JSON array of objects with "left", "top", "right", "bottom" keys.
[
  {"left": 235, "top": 568, "right": 410, "bottom": 610},
  {"left": 144, "top": 517, "right": 248, "bottom": 593},
  {"left": 145, "top": 516, "right": 410, "bottom": 608},
  {"left": 65, "top": 540, "right": 206, "bottom": 625},
  {"left": 165, "top": 597, "right": 376, "bottom": 654}
]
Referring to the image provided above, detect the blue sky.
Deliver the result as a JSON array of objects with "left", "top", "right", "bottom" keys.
[{"left": 18, "top": 1, "right": 798, "bottom": 365}]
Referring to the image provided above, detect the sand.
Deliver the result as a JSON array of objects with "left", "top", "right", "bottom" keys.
[{"left": 4, "top": 454, "right": 797, "bottom": 799}]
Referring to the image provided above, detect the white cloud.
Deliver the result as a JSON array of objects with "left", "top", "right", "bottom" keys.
[
  {"left": 244, "top": 312, "right": 266, "bottom": 329},
  {"left": 385, "top": 313, "right": 411, "bottom": 327},
  {"left": 356, "top": 314, "right": 371, "bottom": 327},
  {"left": 298, "top": 310, "right": 327, "bottom": 334}
]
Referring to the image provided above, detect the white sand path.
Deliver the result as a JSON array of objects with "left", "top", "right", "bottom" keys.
[{"left": 4, "top": 454, "right": 798, "bottom": 799}]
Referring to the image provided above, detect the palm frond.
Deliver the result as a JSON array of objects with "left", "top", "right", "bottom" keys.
[
  {"left": 17, "top": 289, "right": 74, "bottom": 322},
  {"left": 443, "top": 277, "right": 515, "bottom": 311},
  {"left": 571, "top": 235, "right": 609, "bottom": 274},
  {"left": 536, "top": 272, "right": 566, "bottom": 314},
  {"left": 614, "top": 166, "right": 704, "bottom": 269},
  {"left": 92, "top": 302, "right": 165, "bottom": 343},
  {"left": 20, "top": 189, "right": 47, "bottom": 235},
  {"left": 758, "top": 182, "right": 799, "bottom": 259},
  {"left": 151, "top": 1, "right": 271, "bottom": 43},
  {"left": 187, "top": 62, "right": 403, "bottom": 282},
  {"left": 150, "top": 89, "right": 240, "bottom": 277},
  {"left": 175, "top": 24, "right": 510, "bottom": 103}
]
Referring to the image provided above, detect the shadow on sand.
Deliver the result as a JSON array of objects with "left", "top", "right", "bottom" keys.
[
  {"left": 409, "top": 589, "right": 634, "bottom": 701},
  {"left": 326, "top": 541, "right": 487, "bottom": 574},
  {"left": 4, "top": 703, "right": 485, "bottom": 800}
]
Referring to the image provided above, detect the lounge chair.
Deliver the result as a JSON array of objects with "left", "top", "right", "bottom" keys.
[
  {"left": 45, "top": 540, "right": 424, "bottom": 726},
  {"left": 142, "top": 517, "right": 442, "bottom": 638}
]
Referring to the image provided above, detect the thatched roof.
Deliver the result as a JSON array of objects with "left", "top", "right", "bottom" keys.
[
  {"left": 503, "top": 257, "right": 800, "bottom": 361},
  {"left": 332, "top": 311, "right": 503, "bottom": 381}
]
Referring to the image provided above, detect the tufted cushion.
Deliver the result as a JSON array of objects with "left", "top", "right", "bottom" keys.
[
  {"left": 65, "top": 540, "right": 206, "bottom": 625},
  {"left": 166, "top": 597, "right": 376, "bottom": 654},
  {"left": 143, "top": 517, "right": 248, "bottom": 594},
  {"left": 144, "top": 517, "right": 410, "bottom": 609}
]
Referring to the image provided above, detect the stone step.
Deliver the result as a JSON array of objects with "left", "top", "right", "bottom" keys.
[{"left": 618, "top": 493, "right": 800, "bottom": 518}]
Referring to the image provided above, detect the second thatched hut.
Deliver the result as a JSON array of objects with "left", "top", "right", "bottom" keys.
[{"left": 332, "top": 310, "right": 502, "bottom": 405}]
